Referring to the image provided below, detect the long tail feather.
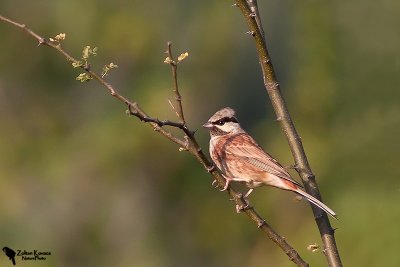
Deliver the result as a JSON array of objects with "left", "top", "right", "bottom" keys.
[{"left": 294, "top": 188, "right": 337, "bottom": 219}]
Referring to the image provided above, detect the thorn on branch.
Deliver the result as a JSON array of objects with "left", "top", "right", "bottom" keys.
[
  {"left": 257, "top": 219, "right": 267, "bottom": 228},
  {"left": 291, "top": 164, "right": 306, "bottom": 173},
  {"left": 266, "top": 81, "right": 279, "bottom": 91},
  {"left": 246, "top": 31, "right": 256, "bottom": 37},
  {"left": 38, "top": 38, "right": 46, "bottom": 46},
  {"left": 285, "top": 164, "right": 299, "bottom": 170},
  {"left": 292, "top": 135, "right": 302, "bottom": 141},
  {"left": 236, "top": 202, "right": 252, "bottom": 213}
]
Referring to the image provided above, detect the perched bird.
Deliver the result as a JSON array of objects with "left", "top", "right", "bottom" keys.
[
  {"left": 203, "top": 107, "right": 337, "bottom": 219},
  {"left": 3, "top": 247, "right": 16, "bottom": 265}
]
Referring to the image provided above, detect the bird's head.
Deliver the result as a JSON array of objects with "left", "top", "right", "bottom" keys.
[{"left": 203, "top": 107, "right": 243, "bottom": 136}]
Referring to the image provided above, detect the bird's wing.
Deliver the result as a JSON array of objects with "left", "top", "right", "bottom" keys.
[{"left": 224, "top": 133, "right": 302, "bottom": 187}]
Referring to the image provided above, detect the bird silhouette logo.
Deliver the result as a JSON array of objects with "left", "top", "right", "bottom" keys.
[{"left": 2, "top": 247, "right": 16, "bottom": 265}]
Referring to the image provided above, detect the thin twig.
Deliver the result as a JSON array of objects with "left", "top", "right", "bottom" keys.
[
  {"left": 0, "top": 14, "right": 308, "bottom": 267},
  {"left": 234, "top": 2, "right": 343, "bottom": 267},
  {"left": 165, "top": 42, "right": 186, "bottom": 124}
]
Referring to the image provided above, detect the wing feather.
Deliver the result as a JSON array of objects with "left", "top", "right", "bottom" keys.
[{"left": 224, "top": 133, "right": 302, "bottom": 187}]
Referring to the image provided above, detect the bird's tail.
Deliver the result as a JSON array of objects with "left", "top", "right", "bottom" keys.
[{"left": 294, "top": 188, "right": 337, "bottom": 219}]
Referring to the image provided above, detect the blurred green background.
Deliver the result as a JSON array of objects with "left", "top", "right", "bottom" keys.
[{"left": 0, "top": 0, "right": 399, "bottom": 266}]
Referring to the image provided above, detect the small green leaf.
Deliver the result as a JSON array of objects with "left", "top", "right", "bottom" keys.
[
  {"left": 164, "top": 57, "right": 173, "bottom": 64},
  {"left": 54, "top": 33, "right": 66, "bottom": 41},
  {"left": 82, "top": 46, "right": 90, "bottom": 60},
  {"left": 76, "top": 73, "right": 92, "bottom": 82},
  {"left": 178, "top": 52, "right": 189, "bottom": 62},
  {"left": 72, "top": 61, "right": 83, "bottom": 68},
  {"left": 82, "top": 46, "right": 98, "bottom": 60},
  {"left": 101, "top": 62, "right": 118, "bottom": 78}
]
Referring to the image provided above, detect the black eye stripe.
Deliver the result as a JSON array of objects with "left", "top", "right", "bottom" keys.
[{"left": 212, "top": 117, "right": 238, "bottom": 125}]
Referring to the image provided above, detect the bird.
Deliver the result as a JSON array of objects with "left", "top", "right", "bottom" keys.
[
  {"left": 3, "top": 247, "right": 16, "bottom": 265},
  {"left": 203, "top": 107, "right": 337, "bottom": 219}
]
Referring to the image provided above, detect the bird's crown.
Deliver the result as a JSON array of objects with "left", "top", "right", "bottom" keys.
[{"left": 208, "top": 107, "right": 237, "bottom": 122}]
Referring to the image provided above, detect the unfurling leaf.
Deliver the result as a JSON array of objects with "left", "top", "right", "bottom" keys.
[
  {"left": 72, "top": 61, "right": 83, "bottom": 68},
  {"left": 76, "top": 73, "right": 92, "bottom": 82},
  {"left": 102, "top": 62, "right": 119, "bottom": 78},
  {"left": 164, "top": 57, "right": 173, "bottom": 64},
  {"left": 54, "top": 33, "right": 66, "bottom": 41},
  {"left": 177, "top": 52, "right": 189, "bottom": 62},
  {"left": 82, "top": 46, "right": 97, "bottom": 60},
  {"left": 50, "top": 33, "right": 66, "bottom": 43}
]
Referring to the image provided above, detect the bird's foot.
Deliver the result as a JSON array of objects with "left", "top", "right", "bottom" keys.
[
  {"left": 206, "top": 164, "right": 216, "bottom": 173},
  {"left": 220, "top": 177, "right": 230, "bottom": 191},
  {"left": 257, "top": 219, "right": 266, "bottom": 228}
]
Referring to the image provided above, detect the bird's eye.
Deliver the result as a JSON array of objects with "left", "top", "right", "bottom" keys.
[{"left": 217, "top": 120, "right": 225, "bottom": 126}]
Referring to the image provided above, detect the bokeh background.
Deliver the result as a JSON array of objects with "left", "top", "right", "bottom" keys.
[{"left": 0, "top": 1, "right": 399, "bottom": 266}]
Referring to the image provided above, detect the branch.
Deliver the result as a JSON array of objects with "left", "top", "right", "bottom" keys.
[
  {"left": 235, "top": 1, "right": 343, "bottom": 266},
  {"left": 165, "top": 42, "right": 186, "bottom": 124},
  {"left": 0, "top": 14, "right": 308, "bottom": 267}
]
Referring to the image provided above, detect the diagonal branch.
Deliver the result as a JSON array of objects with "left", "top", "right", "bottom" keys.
[
  {"left": 0, "top": 14, "right": 308, "bottom": 267},
  {"left": 235, "top": 1, "right": 343, "bottom": 266}
]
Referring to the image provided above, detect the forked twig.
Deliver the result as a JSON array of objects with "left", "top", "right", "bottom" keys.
[{"left": 165, "top": 42, "right": 186, "bottom": 124}]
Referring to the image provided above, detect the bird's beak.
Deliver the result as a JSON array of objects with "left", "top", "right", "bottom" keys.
[{"left": 202, "top": 122, "right": 213, "bottom": 129}]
